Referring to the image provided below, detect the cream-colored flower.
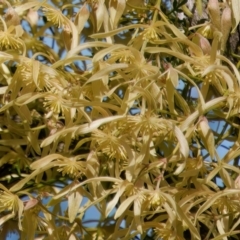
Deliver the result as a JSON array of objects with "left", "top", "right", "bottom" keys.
[
  {"left": 42, "top": 4, "right": 68, "bottom": 28},
  {"left": 185, "top": 156, "right": 207, "bottom": 177},
  {"left": 154, "top": 224, "right": 173, "bottom": 240},
  {"left": 147, "top": 191, "right": 166, "bottom": 210},
  {"left": 190, "top": 54, "right": 228, "bottom": 95},
  {"left": 0, "top": 30, "right": 22, "bottom": 49},
  {"left": 44, "top": 91, "right": 67, "bottom": 114},
  {"left": 0, "top": 190, "right": 20, "bottom": 213},
  {"left": 57, "top": 157, "right": 86, "bottom": 178},
  {"left": 125, "top": 61, "right": 159, "bottom": 80},
  {"left": 213, "top": 196, "right": 240, "bottom": 213},
  {"left": 141, "top": 26, "right": 159, "bottom": 42},
  {"left": 197, "top": 24, "right": 214, "bottom": 39},
  {"left": 0, "top": 184, "right": 24, "bottom": 230},
  {"left": 110, "top": 49, "right": 136, "bottom": 64},
  {"left": 16, "top": 60, "right": 62, "bottom": 91},
  {"left": 17, "top": 60, "right": 42, "bottom": 89},
  {"left": 127, "top": 112, "right": 170, "bottom": 136},
  {"left": 92, "top": 127, "right": 128, "bottom": 160}
]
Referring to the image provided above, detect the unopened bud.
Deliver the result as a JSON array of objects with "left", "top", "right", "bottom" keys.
[
  {"left": 4, "top": 7, "right": 20, "bottom": 27},
  {"left": 208, "top": 0, "right": 221, "bottom": 30},
  {"left": 192, "top": 33, "right": 211, "bottom": 55},
  {"left": 27, "top": 9, "right": 39, "bottom": 26},
  {"left": 221, "top": 7, "right": 232, "bottom": 52},
  {"left": 198, "top": 116, "right": 215, "bottom": 159},
  {"left": 199, "top": 34, "right": 211, "bottom": 55}
]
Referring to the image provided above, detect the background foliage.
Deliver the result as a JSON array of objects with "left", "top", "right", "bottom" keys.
[{"left": 1, "top": 0, "right": 240, "bottom": 239}]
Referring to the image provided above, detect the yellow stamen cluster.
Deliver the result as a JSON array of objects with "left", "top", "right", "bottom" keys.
[
  {"left": 44, "top": 92, "right": 65, "bottom": 113},
  {"left": 42, "top": 4, "right": 68, "bottom": 28},
  {"left": 0, "top": 31, "right": 22, "bottom": 49},
  {"left": 110, "top": 49, "right": 136, "bottom": 64},
  {"left": 127, "top": 113, "right": 169, "bottom": 136},
  {"left": 0, "top": 191, "right": 20, "bottom": 213},
  {"left": 185, "top": 156, "right": 207, "bottom": 176},
  {"left": 57, "top": 158, "right": 86, "bottom": 178},
  {"left": 148, "top": 191, "right": 165, "bottom": 209},
  {"left": 92, "top": 128, "right": 128, "bottom": 160},
  {"left": 154, "top": 225, "right": 173, "bottom": 240},
  {"left": 213, "top": 196, "right": 240, "bottom": 213},
  {"left": 141, "top": 26, "right": 159, "bottom": 42}
]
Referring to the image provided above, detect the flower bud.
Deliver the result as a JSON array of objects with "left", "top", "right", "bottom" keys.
[
  {"left": 192, "top": 33, "right": 211, "bottom": 55},
  {"left": 208, "top": 0, "right": 221, "bottom": 30},
  {"left": 4, "top": 7, "right": 20, "bottom": 27},
  {"left": 198, "top": 116, "right": 215, "bottom": 159},
  {"left": 200, "top": 37, "right": 212, "bottom": 55},
  {"left": 221, "top": 7, "right": 232, "bottom": 52},
  {"left": 27, "top": 9, "right": 39, "bottom": 26}
]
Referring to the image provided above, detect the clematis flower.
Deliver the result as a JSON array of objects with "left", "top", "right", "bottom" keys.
[
  {"left": 127, "top": 112, "right": 170, "bottom": 136},
  {"left": 125, "top": 60, "right": 160, "bottom": 80},
  {"left": 57, "top": 156, "right": 87, "bottom": 178},
  {"left": 0, "top": 190, "right": 21, "bottom": 213},
  {"left": 0, "top": 184, "right": 24, "bottom": 230},
  {"left": 127, "top": 112, "right": 189, "bottom": 158},
  {"left": 141, "top": 25, "right": 160, "bottom": 42},
  {"left": 0, "top": 28, "right": 23, "bottom": 50},
  {"left": 109, "top": 49, "right": 136, "bottom": 64},
  {"left": 146, "top": 190, "right": 166, "bottom": 210},
  {"left": 42, "top": 4, "right": 69, "bottom": 28},
  {"left": 184, "top": 156, "right": 207, "bottom": 177},
  {"left": 192, "top": 56, "right": 233, "bottom": 96},
  {"left": 91, "top": 127, "right": 128, "bottom": 160},
  {"left": 213, "top": 196, "right": 240, "bottom": 213},
  {"left": 44, "top": 90, "right": 69, "bottom": 114},
  {"left": 154, "top": 224, "right": 174, "bottom": 240},
  {"left": 14, "top": 59, "right": 63, "bottom": 92},
  {"left": 129, "top": 23, "right": 164, "bottom": 49}
]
